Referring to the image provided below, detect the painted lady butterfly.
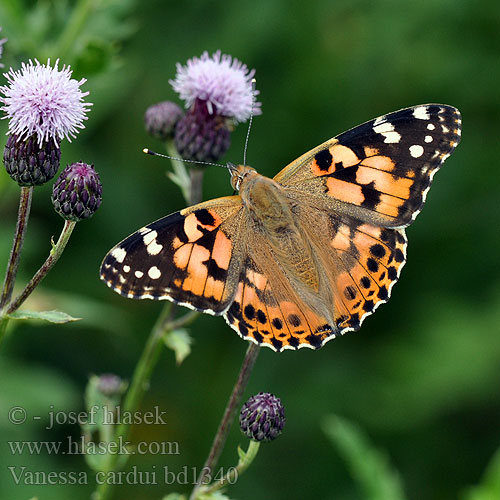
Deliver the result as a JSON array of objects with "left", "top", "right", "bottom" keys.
[{"left": 101, "top": 104, "right": 461, "bottom": 351}]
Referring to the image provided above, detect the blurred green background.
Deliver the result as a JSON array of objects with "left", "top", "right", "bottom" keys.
[{"left": 0, "top": 0, "right": 499, "bottom": 499}]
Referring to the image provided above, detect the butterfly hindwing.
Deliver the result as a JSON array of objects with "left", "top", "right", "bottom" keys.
[
  {"left": 100, "top": 197, "right": 244, "bottom": 313},
  {"left": 296, "top": 203, "right": 408, "bottom": 334},
  {"left": 275, "top": 104, "right": 461, "bottom": 228},
  {"left": 224, "top": 253, "right": 336, "bottom": 351}
]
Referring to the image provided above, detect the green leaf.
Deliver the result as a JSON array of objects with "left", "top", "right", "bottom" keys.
[
  {"left": 237, "top": 445, "right": 247, "bottom": 462},
  {"left": 163, "top": 328, "right": 192, "bottom": 365},
  {"left": 161, "top": 494, "right": 186, "bottom": 500},
  {"left": 7, "top": 309, "right": 81, "bottom": 324},
  {"left": 463, "top": 446, "right": 500, "bottom": 500},
  {"left": 322, "top": 415, "right": 407, "bottom": 500}
]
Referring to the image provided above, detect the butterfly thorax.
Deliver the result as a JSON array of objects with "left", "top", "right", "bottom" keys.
[{"left": 238, "top": 168, "right": 321, "bottom": 293}]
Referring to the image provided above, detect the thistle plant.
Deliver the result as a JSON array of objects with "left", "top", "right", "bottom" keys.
[{"left": 0, "top": 58, "right": 96, "bottom": 342}]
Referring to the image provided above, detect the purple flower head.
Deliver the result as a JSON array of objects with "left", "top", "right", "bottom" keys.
[
  {"left": 0, "top": 59, "right": 92, "bottom": 147},
  {"left": 170, "top": 50, "right": 261, "bottom": 123},
  {"left": 51, "top": 162, "right": 102, "bottom": 221},
  {"left": 240, "top": 392, "right": 286, "bottom": 442},
  {"left": 0, "top": 28, "right": 6, "bottom": 68}
]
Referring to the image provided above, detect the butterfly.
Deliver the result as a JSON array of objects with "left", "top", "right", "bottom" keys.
[{"left": 101, "top": 104, "right": 461, "bottom": 351}]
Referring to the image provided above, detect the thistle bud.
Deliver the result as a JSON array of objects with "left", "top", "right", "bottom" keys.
[
  {"left": 96, "top": 374, "right": 126, "bottom": 399},
  {"left": 144, "top": 101, "right": 183, "bottom": 140},
  {"left": 3, "top": 134, "right": 61, "bottom": 186},
  {"left": 240, "top": 392, "right": 286, "bottom": 442},
  {"left": 174, "top": 99, "right": 232, "bottom": 162},
  {"left": 51, "top": 162, "right": 102, "bottom": 221}
]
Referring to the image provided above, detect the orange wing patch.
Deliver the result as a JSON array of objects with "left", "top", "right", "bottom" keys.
[
  {"left": 329, "top": 222, "right": 407, "bottom": 331},
  {"left": 224, "top": 258, "right": 335, "bottom": 351},
  {"left": 100, "top": 199, "right": 243, "bottom": 313}
]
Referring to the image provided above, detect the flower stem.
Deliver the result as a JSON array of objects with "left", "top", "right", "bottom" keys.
[
  {"left": 0, "top": 186, "right": 33, "bottom": 311},
  {"left": 190, "top": 167, "right": 204, "bottom": 205},
  {"left": 6, "top": 220, "right": 76, "bottom": 315},
  {"left": 189, "top": 342, "right": 260, "bottom": 500},
  {"left": 115, "top": 304, "right": 173, "bottom": 445},
  {"left": 198, "top": 440, "right": 260, "bottom": 496}
]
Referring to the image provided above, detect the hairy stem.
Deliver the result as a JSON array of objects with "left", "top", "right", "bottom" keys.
[
  {"left": 6, "top": 220, "right": 76, "bottom": 315},
  {"left": 190, "top": 342, "right": 260, "bottom": 500},
  {"left": 0, "top": 186, "right": 33, "bottom": 311}
]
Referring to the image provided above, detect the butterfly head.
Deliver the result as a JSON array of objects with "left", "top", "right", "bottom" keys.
[{"left": 228, "top": 163, "right": 257, "bottom": 191}]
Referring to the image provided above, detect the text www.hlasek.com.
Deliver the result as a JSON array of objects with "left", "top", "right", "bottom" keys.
[{"left": 8, "top": 436, "right": 179, "bottom": 456}]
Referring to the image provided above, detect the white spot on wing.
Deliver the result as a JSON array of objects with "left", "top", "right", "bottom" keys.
[
  {"left": 135, "top": 271, "right": 144, "bottom": 278},
  {"left": 147, "top": 241, "right": 163, "bottom": 255},
  {"left": 123, "top": 265, "right": 130, "bottom": 273},
  {"left": 148, "top": 266, "right": 161, "bottom": 279},
  {"left": 427, "top": 123, "right": 435, "bottom": 131},
  {"left": 143, "top": 230, "right": 157, "bottom": 245},
  {"left": 413, "top": 106, "right": 430, "bottom": 120},
  {"left": 111, "top": 247, "right": 127, "bottom": 264},
  {"left": 424, "top": 135, "right": 433, "bottom": 143},
  {"left": 373, "top": 122, "right": 401, "bottom": 144},
  {"left": 142, "top": 230, "right": 163, "bottom": 255},
  {"left": 409, "top": 145, "right": 424, "bottom": 158}
]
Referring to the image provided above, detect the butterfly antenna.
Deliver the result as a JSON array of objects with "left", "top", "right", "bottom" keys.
[
  {"left": 143, "top": 149, "right": 227, "bottom": 169},
  {"left": 243, "top": 78, "right": 256, "bottom": 167}
]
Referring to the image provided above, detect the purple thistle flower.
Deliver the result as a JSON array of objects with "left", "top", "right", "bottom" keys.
[
  {"left": 0, "top": 59, "right": 92, "bottom": 147},
  {"left": 170, "top": 50, "right": 261, "bottom": 123}
]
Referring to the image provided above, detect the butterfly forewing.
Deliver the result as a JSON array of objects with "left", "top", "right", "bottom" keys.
[
  {"left": 275, "top": 104, "right": 461, "bottom": 228},
  {"left": 100, "top": 197, "right": 244, "bottom": 313}
]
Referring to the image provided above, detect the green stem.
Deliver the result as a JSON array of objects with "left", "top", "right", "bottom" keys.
[
  {"left": 197, "top": 440, "right": 260, "bottom": 497},
  {"left": 0, "top": 186, "right": 33, "bottom": 311},
  {"left": 189, "top": 342, "right": 260, "bottom": 500},
  {"left": 6, "top": 220, "right": 76, "bottom": 315},
  {"left": 189, "top": 168, "right": 204, "bottom": 206}
]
